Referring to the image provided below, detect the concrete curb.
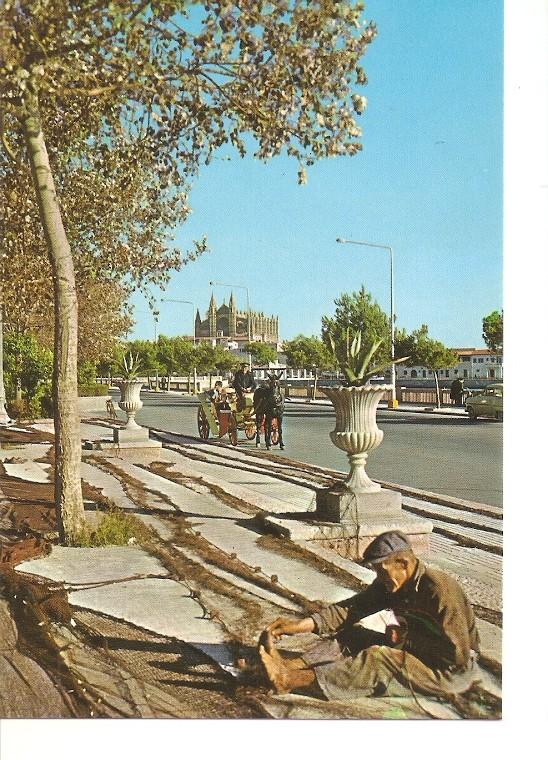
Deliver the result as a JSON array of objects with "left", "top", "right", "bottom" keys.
[{"left": 142, "top": 423, "right": 500, "bottom": 516}]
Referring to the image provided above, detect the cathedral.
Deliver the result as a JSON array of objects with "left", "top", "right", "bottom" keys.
[{"left": 195, "top": 292, "right": 279, "bottom": 345}]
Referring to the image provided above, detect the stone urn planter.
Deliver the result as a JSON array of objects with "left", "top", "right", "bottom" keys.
[
  {"left": 323, "top": 384, "right": 391, "bottom": 494},
  {"left": 116, "top": 380, "right": 144, "bottom": 429}
]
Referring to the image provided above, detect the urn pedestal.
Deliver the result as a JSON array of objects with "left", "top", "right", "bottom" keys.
[
  {"left": 117, "top": 380, "right": 144, "bottom": 430},
  {"left": 323, "top": 385, "right": 388, "bottom": 496},
  {"left": 108, "top": 380, "right": 161, "bottom": 448}
]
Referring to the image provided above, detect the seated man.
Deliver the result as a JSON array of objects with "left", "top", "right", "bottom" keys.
[
  {"left": 259, "top": 531, "right": 480, "bottom": 702},
  {"left": 233, "top": 362, "right": 256, "bottom": 410},
  {"left": 208, "top": 380, "right": 230, "bottom": 412}
]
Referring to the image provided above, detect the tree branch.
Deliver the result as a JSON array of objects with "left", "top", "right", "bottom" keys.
[{"left": 0, "top": 109, "right": 22, "bottom": 166}]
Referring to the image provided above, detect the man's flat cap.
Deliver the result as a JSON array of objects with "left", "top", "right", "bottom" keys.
[{"left": 361, "top": 531, "right": 411, "bottom": 565}]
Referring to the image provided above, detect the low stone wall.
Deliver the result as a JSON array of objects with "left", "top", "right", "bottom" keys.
[{"left": 78, "top": 395, "right": 111, "bottom": 414}]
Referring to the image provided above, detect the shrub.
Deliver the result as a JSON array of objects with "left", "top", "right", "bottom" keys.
[
  {"left": 77, "top": 383, "right": 109, "bottom": 397},
  {"left": 7, "top": 398, "right": 31, "bottom": 421},
  {"left": 3, "top": 334, "right": 53, "bottom": 400},
  {"left": 76, "top": 507, "right": 152, "bottom": 547},
  {"left": 40, "top": 394, "right": 54, "bottom": 417},
  {"left": 77, "top": 361, "right": 98, "bottom": 386}
]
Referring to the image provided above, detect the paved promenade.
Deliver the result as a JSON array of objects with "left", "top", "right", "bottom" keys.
[{"left": 0, "top": 415, "right": 502, "bottom": 719}]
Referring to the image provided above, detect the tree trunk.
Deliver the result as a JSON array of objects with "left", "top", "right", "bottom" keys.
[
  {"left": 22, "top": 91, "right": 85, "bottom": 544},
  {"left": 0, "top": 302, "right": 10, "bottom": 424},
  {"left": 312, "top": 369, "right": 318, "bottom": 401},
  {"left": 433, "top": 371, "right": 441, "bottom": 408}
]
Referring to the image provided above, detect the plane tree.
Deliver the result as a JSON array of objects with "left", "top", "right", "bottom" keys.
[
  {"left": 0, "top": 0, "right": 377, "bottom": 542},
  {"left": 482, "top": 310, "right": 503, "bottom": 353},
  {"left": 212, "top": 346, "right": 240, "bottom": 379},
  {"left": 244, "top": 341, "right": 278, "bottom": 367},
  {"left": 400, "top": 326, "right": 458, "bottom": 408},
  {"left": 283, "top": 334, "right": 333, "bottom": 399}
]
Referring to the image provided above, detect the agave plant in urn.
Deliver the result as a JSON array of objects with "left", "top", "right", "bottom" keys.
[
  {"left": 115, "top": 352, "right": 144, "bottom": 429},
  {"left": 324, "top": 329, "right": 408, "bottom": 495}
]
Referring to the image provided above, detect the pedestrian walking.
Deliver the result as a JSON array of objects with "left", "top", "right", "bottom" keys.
[{"left": 450, "top": 377, "right": 464, "bottom": 406}]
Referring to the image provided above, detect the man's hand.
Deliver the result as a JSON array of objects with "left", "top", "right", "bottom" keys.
[
  {"left": 385, "top": 624, "right": 406, "bottom": 647},
  {"left": 266, "top": 616, "right": 315, "bottom": 639}
]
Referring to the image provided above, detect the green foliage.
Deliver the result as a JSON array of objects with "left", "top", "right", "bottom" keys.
[
  {"left": 403, "top": 325, "right": 458, "bottom": 371},
  {"left": 6, "top": 392, "right": 52, "bottom": 420},
  {"left": 116, "top": 340, "right": 158, "bottom": 375},
  {"left": 155, "top": 335, "right": 196, "bottom": 376},
  {"left": 326, "top": 327, "right": 408, "bottom": 386},
  {"left": 172, "top": 337, "right": 198, "bottom": 375},
  {"left": 76, "top": 507, "right": 152, "bottom": 548},
  {"left": 321, "top": 288, "right": 400, "bottom": 384},
  {"left": 212, "top": 346, "right": 240, "bottom": 375},
  {"left": 117, "top": 351, "right": 142, "bottom": 380},
  {"left": 77, "top": 360, "right": 97, "bottom": 386},
  {"left": 244, "top": 341, "right": 278, "bottom": 366},
  {"left": 6, "top": 398, "right": 31, "bottom": 421},
  {"left": 115, "top": 336, "right": 241, "bottom": 379},
  {"left": 3, "top": 333, "right": 53, "bottom": 410},
  {"left": 2, "top": 0, "right": 376, "bottom": 167},
  {"left": 77, "top": 384, "right": 109, "bottom": 397},
  {"left": 399, "top": 325, "right": 458, "bottom": 407},
  {"left": 40, "top": 394, "right": 54, "bottom": 417},
  {"left": 394, "top": 328, "right": 416, "bottom": 361},
  {"left": 155, "top": 335, "right": 177, "bottom": 376},
  {"left": 482, "top": 310, "right": 503, "bottom": 352},
  {"left": 322, "top": 287, "right": 391, "bottom": 367},
  {"left": 283, "top": 335, "right": 333, "bottom": 373},
  {"left": 194, "top": 342, "right": 217, "bottom": 375}
]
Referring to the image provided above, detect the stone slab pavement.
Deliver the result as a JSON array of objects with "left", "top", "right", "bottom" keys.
[
  {"left": 2, "top": 460, "right": 51, "bottom": 483},
  {"left": 17, "top": 547, "right": 235, "bottom": 672},
  {"left": 17, "top": 545, "right": 171, "bottom": 586},
  {"left": 83, "top": 451, "right": 364, "bottom": 605}
]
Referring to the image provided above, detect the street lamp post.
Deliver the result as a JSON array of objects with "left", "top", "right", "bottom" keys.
[
  {"left": 209, "top": 281, "right": 252, "bottom": 370},
  {"left": 152, "top": 310, "right": 159, "bottom": 391},
  {"left": 336, "top": 237, "right": 398, "bottom": 409},
  {"left": 161, "top": 298, "right": 198, "bottom": 393}
]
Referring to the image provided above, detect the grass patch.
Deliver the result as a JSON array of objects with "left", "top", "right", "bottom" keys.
[{"left": 76, "top": 507, "right": 152, "bottom": 548}]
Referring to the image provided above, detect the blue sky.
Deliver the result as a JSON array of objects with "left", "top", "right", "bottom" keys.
[{"left": 130, "top": 0, "right": 503, "bottom": 349}]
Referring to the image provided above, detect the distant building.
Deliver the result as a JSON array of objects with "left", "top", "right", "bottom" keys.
[
  {"left": 396, "top": 347, "right": 503, "bottom": 382},
  {"left": 195, "top": 293, "right": 279, "bottom": 348}
]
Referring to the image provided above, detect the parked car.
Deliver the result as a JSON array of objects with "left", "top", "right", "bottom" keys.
[{"left": 465, "top": 383, "right": 503, "bottom": 421}]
